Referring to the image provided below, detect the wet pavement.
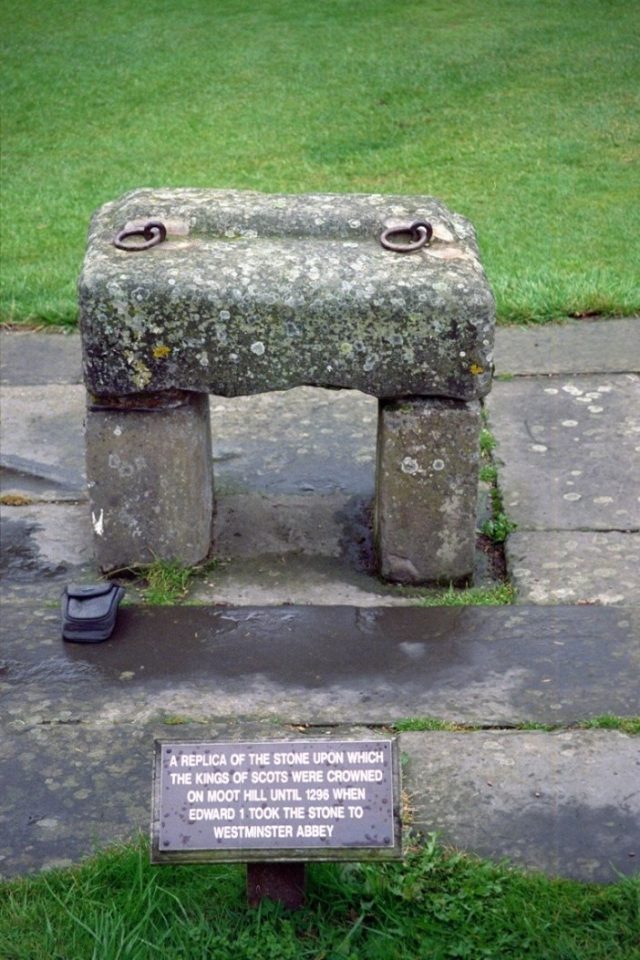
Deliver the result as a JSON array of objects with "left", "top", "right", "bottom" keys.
[
  {"left": 2, "top": 604, "right": 638, "bottom": 726},
  {"left": 0, "top": 319, "right": 639, "bottom": 882}
]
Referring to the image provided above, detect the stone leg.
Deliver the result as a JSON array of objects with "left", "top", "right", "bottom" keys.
[
  {"left": 375, "top": 397, "right": 481, "bottom": 585},
  {"left": 85, "top": 391, "right": 213, "bottom": 571}
]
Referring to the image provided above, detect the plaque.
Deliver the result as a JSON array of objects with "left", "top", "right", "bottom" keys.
[{"left": 151, "top": 738, "right": 401, "bottom": 863}]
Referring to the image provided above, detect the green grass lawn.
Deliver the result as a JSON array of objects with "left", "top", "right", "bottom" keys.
[
  {"left": 1, "top": 835, "right": 638, "bottom": 959},
  {"left": 1, "top": 0, "right": 638, "bottom": 326}
]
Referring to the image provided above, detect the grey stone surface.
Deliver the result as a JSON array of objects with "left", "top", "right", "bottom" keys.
[
  {"left": 190, "top": 555, "right": 422, "bottom": 607},
  {"left": 0, "top": 384, "right": 87, "bottom": 498},
  {"left": 0, "top": 718, "right": 288, "bottom": 876},
  {"left": 79, "top": 189, "right": 494, "bottom": 400},
  {"left": 0, "top": 504, "right": 94, "bottom": 600},
  {"left": 507, "top": 531, "right": 640, "bottom": 604},
  {"left": 375, "top": 398, "right": 481, "bottom": 583},
  {"left": 494, "top": 317, "right": 640, "bottom": 376},
  {"left": 0, "top": 491, "right": 493, "bottom": 611},
  {"left": 209, "top": 387, "right": 378, "bottom": 496},
  {"left": 214, "top": 492, "right": 357, "bottom": 558},
  {"left": 85, "top": 393, "right": 214, "bottom": 570},
  {"left": 404, "top": 730, "right": 640, "bottom": 882},
  {"left": 2, "top": 604, "right": 638, "bottom": 727},
  {"left": 0, "top": 497, "right": 418, "bottom": 608},
  {"left": 486, "top": 374, "right": 640, "bottom": 531},
  {"left": 0, "top": 330, "right": 82, "bottom": 385}
]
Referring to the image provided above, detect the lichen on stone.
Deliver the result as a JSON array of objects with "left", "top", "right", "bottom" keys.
[{"left": 79, "top": 189, "right": 496, "bottom": 401}]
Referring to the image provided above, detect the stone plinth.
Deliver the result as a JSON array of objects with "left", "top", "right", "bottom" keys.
[{"left": 79, "top": 190, "right": 495, "bottom": 579}]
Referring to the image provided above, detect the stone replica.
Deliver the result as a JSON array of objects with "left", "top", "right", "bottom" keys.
[{"left": 79, "top": 189, "right": 495, "bottom": 582}]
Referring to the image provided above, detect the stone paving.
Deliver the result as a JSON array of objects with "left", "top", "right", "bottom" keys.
[{"left": 0, "top": 318, "right": 639, "bottom": 882}]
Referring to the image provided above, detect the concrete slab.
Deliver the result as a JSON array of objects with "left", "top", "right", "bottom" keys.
[
  {"left": 493, "top": 317, "right": 640, "bottom": 376},
  {"left": 0, "top": 380, "right": 378, "bottom": 501},
  {"left": 190, "top": 554, "right": 426, "bottom": 607},
  {"left": 0, "top": 335, "right": 377, "bottom": 501},
  {"left": 0, "top": 504, "right": 94, "bottom": 603},
  {"left": 209, "top": 387, "right": 377, "bottom": 496},
  {"left": 486, "top": 374, "right": 640, "bottom": 531},
  {"left": 213, "top": 493, "right": 367, "bottom": 559},
  {"left": 0, "top": 718, "right": 292, "bottom": 876},
  {"left": 2, "top": 604, "right": 638, "bottom": 727},
  {"left": 0, "top": 385, "right": 87, "bottom": 499},
  {"left": 404, "top": 730, "right": 639, "bottom": 883},
  {"left": 0, "top": 330, "right": 82, "bottom": 385},
  {"left": 0, "top": 490, "right": 495, "bottom": 608},
  {"left": 507, "top": 531, "right": 640, "bottom": 604}
]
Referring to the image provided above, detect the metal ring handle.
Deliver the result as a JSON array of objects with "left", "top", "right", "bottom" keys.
[
  {"left": 114, "top": 220, "right": 167, "bottom": 252},
  {"left": 380, "top": 220, "right": 433, "bottom": 253}
]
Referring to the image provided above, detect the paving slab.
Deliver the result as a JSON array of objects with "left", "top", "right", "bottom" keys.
[
  {"left": 0, "top": 330, "right": 82, "bottom": 386},
  {"left": 0, "top": 385, "right": 87, "bottom": 499},
  {"left": 403, "top": 729, "right": 639, "bottom": 882},
  {"left": 0, "top": 718, "right": 298, "bottom": 876},
  {"left": 2, "top": 605, "right": 637, "bottom": 727},
  {"left": 0, "top": 502, "right": 494, "bottom": 609},
  {"left": 0, "top": 504, "right": 94, "bottom": 604},
  {"left": 493, "top": 317, "right": 640, "bottom": 376},
  {"left": 0, "top": 500, "right": 425, "bottom": 608},
  {"left": 189, "top": 554, "right": 423, "bottom": 607},
  {"left": 507, "top": 531, "right": 640, "bottom": 604},
  {"left": 0, "top": 378, "right": 378, "bottom": 501},
  {"left": 0, "top": 721, "right": 636, "bottom": 883},
  {"left": 485, "top": 374, "right": 640, "bottom": 531},
  {"left": 211, "top": 387, "right": 378, "bottom": 496}
]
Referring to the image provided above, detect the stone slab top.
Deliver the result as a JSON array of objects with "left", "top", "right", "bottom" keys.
[{"left": 79, "top": 189, "right": 495, "bottom": 400}]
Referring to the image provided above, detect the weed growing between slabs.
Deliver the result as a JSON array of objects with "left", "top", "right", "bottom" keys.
[
  {"left": 392, "top": 715, "right": 640, "bottom": 735},
  {"left": 580, "top": 715, "right": 640, "bottom": 736},
  {"left": 478, "top": 421, "right": 517, "bottom": 550},
  {"left": 1, "top": 834, "right": 637, "bottom": 960},
  {"left": 115, "top": 558, "right": 222, "bottom": 605},
  {"left": 137, "top": 559, "right": 196, "bottom": 606},
  {"left": 2, "top": 0, "right": 639, "bottom": 326},
  {"left": 419, "top": 584, "right": 515, "bottom": 607}
]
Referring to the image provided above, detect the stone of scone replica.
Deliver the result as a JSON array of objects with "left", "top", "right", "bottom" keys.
[{"left": 79, "top": 189, "right": 495, "bottom": 582}]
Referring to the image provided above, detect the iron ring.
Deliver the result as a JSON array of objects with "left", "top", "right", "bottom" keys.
[
  {"left": 114, "top": 220, "right": 167, "bottom": 252},
  {"left": 380, "top": 220, "right": 433, "bottom": 253}
]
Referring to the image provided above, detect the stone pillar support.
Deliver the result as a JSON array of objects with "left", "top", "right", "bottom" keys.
[
  {"left": 85, "top": 390, "right": 213, "bottom": 572},
  {"left": 375, "top": 397, "right": 481, "bottom": 585}
]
